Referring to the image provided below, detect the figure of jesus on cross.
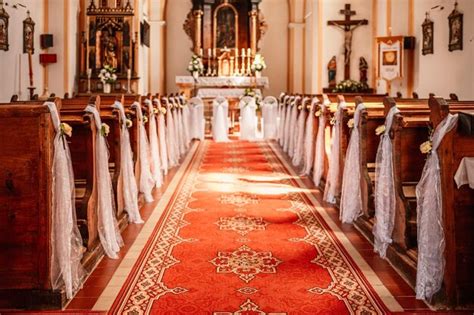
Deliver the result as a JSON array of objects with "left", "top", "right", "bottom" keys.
[{"left": 328, "top": 4, "right": 368, "bottom": 80}]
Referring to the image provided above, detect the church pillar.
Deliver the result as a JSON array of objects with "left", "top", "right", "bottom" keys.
[
  {"left": 193, "top": 9, "right": 203, "bottom": 55},
  {"left": 249, "top": 9, "right": 258, "bottom": 54},
  {"left": 288, "top": 0, "right": 306, "bottom": 93}
]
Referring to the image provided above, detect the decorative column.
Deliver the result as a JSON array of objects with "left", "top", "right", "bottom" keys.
[
  {"left": 193, "top": 9, "right": 203, "bottom": 55},
  {"left": 249, "top": 9, "right": 258, "bottom": 55}
]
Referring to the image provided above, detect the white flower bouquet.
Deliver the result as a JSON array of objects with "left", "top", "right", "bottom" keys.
[
  {"left": 187, "top": 55, "right": 204, "bottom": 76},
  {"left": 251, "top": 54, "right": 267, "bottom": 73},
  {"left": 98, "top": 65, "right": 118, "bottom": 84}
]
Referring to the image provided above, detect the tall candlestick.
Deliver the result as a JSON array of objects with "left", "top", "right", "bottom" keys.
[
  {"left": 87, "top": 68, "right": 92, "bottom": 93},
  {"left": 127, "top": 69, "right": 132, "bottom": 94}
]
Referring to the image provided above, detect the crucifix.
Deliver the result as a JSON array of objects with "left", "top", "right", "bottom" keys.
[{"left": 328, "top": 4, "right": 368, "bottom": 80}]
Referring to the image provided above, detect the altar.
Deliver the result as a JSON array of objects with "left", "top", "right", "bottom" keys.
[{"left": 176, "top": 75, "right": 269, "bottom": 99}]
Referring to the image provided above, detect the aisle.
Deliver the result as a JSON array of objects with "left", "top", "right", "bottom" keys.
[{"left": 92, "top": 140, "right": 404, "bottom": 314}]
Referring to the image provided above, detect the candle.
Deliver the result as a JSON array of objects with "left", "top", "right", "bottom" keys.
[
  {"left": 235, "top": 48, "right": 238, "bottom": 57},
  {"left": 242, "top": 48, "right": 245, "bottom": 56},
  {"left": 247, "top": 48, "right": 251, "bottom": 56},
  {"left": 208, "top": 48, "right": 212, "bottom": 57},
  {"left": 199, "top": 48, "right": 203, "bottom": 57},
  {"left": 87, "top": 68, "right": 92, "bottom": 78},
  {"left": 127, "top": 69, "right": 132, "bottom": 79}
]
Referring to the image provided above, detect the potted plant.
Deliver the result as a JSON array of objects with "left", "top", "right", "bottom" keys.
[
  {"left": 98, "top": 65, "right": 117, "bottom": 93},
  {"left": 187, "top": 55, "right": 204, "bottom": 80},
  {"left": 251, "top": 53, "right": 266, "bottom": 78}
]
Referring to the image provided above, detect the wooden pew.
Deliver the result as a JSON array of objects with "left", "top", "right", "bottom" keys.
[{"left": 0, "top": 98, "right": 69, "bottom": 308}]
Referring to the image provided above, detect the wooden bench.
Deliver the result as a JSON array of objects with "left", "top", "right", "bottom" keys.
[{"left": 0, "top": 98, "right": 70, "bottom": 308}]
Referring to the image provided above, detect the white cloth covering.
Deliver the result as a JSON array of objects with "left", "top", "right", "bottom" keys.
[
  {"left": 283, "top": 96, "right": 294, "bottom": 152},
  {"left": 301, "top": 97, "right": 319, "bottom": 176},
  {"left": 278, "top": 95, "right": 289, "bottom": 145},
  {"left": 313, "top": 100, "right": 329, "bottom": 186},
  {"left": 189, "top": 97, "right": 205, "bottom": 140},
  {"left": 155, "top": 98, "right": 169, "bottom": 174},
  {"left": 180, "top": 96, "right": 192, "bottom": 147},
  {"left": 373, "top": 106, "right": 400, "bottom": 258},
  {"left": 288, "top": 96, "right": 301, "bottom": 156},
  {"left": 454, "top": 157, "right": 474, "bottom": 189},
  {"left": 170, "top": 98, "right": 183, "bottom": 158},
  {"left": 262, "top": 96, "right": 278, "bottom": 140},
  {"left": 145, "top": 100, "right": 163, "bottom": 188},
  {"left": 239, "top": 96, "right": 258, "bottom": 141},
  {"left": 45, "top": 102, "right": 85, "bottom": 299},
  {"left": 339, "top": 102, "right": 366, "bottom": 224},
  {"left": 164, "top": 98, "right": 179, "bottom": 167},
  {"left": 415, "top": 113, "right": 459, "bottom": 301},
  {"left": 212, "top": 96, "right": 230, "bottom": 142},
  {"left": 112, "top": 101, "right": 143, "bottom": 224},
  {"left": 85, "top": 105, "right": 124, "bottom": 259},
  {"left": 131, "top": 102, "right": 155, "bottom": 203},
  {"left": 292, "top": 97, "right": 310, "bottom": 166},
  {"left": 323, "top": 101, "right": 347, "bottom": 204}
]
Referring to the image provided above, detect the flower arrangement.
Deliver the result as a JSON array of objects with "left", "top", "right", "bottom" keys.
[
  {"left": 332, "top": 79, "right": 369, "bottom": 93},
  {"left": 60, "top": 122, "right": 73, "bottom": 137},
  {"left": 98, "top": 65, "right": 117, "bottom": 85},
  {"left": 143, "top": 115, "right": 148, "bottom": 124},
  {"left": 347, "top": 118, "right": 355, "bottom": 128},
  {"left": 315, "top": 109, "right": 322, "bottom": 117},
  {"left": 125, "top": 119, "right": 133, "bottom": 129},
  {"left": 330, "top": 116, "right": 337, "bottom": 126},
  {"left": 375, "top": 125, "right": 386, "bottom": 136},
  {"left": 187, "top": 55, "right": 204, "bottom": 76},
  {"left": 251, "top": 54, "right": 267, "bottom": 73},
  {"left": 420, "top": 127, "right": 434, "bottom": 155},
  {"left": 100, "top": 123, "right": 110, "bottom": 137},
  {"left": 242, "top": 88, "right": 262, "bottom": 108},
  {"left": 159, "top": 107, "right": 167, "bottom": 115}
]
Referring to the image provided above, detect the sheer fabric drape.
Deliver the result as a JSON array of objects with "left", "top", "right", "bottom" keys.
[
  {"left": 323, "top": 102, "right": 347, "bottom": 204},
  {"left": 240, "top": 96, "right": 258, "bottom": 141},
  {"left": 165, "top": 98, "right": 179, "bottom": 167},
  {"left": 262, "top": 96, "right": 278, "bottom": 140},
  {"left": 287, "top": 97, "right": 301, "bottom": 156},
  {"left": 339, "top": 103, "right": 366, "bottom": 223},
  {"left": 45, "top": 102, "right": 85, "bottom": 299},
  {"left": 112, "top": 101, "right": 143, "bottom": 224},
  {"left": 301, "top": 98, "right": 318, "bottom": 176},
  {"left": 415, "top": 113, "right": 458, "bottom": 301},
  {"left": 283, "top": 96, "right": 294, "bottom": 152},
  {"left": 278, "top": 95, "right": 289, "bottom": 145},
  {"left": 189, "top": 97, "right": 205, "bottom": 140},
  {"left": 155, "top": 99, "right": 169, "bottom": 174},
  {"left": 292, "top": 97, "right": 309, "bottom": 166},
  {"left": 212, "top": 96, "right": 230, "bottom": 142},
  {"left": 85, "top": 105, "right": 124, "bottom": 259},
  {"left": 373, "top": 106, "right": 400, "bottom": 258},
  {"left": 131, "top": 102, "right": 155, "bottom": 203},
  {"left": 180, "top": 97, "right": 192, "bottom": 147},
  {"left": 312, "top": 100, "right": 328, "bottom": 187},
  {"left": 145, "top": 100, "right": 163, "bottom": 188}
]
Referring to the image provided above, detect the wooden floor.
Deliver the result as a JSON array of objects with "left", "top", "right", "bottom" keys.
[{"left": 65, "top": 139, "right": 457, "bottom": 313}]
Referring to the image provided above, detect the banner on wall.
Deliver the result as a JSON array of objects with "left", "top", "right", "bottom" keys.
[{"left": 377, "top": 36, "right": 404, "bottom": 82}]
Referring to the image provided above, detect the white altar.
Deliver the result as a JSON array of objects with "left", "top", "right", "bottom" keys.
[{"left": 175, "top": 76, "right": 269, "bottom": 99}]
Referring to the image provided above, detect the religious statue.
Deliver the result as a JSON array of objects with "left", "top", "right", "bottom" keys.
[
  {"left": 328, "top": 56, "right": 337, "bottom": 88},
  {"left": 359, "top": 57, "right": 368, "bottom": 85},
  {"left": 330, "top": 20, "right": 366, "bottom": 66}
]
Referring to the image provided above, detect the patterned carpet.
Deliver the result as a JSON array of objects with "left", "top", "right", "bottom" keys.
[{"left": 96, "top": 141, "right": 402, "bottom": 314}]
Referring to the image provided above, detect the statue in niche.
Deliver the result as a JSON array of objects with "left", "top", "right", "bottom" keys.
[
  {"left": 101, "top": 31, "right": 118, "bottom": 69},
  {"left": 359, "top": 57, "right": 368, "bottom": 85},
  {"left": 216, "top": 7, "right": 236, "bottom": 48},
  {"left": 89, "top": 21, "right": 96, "bottom": 46},
  {"left": 327, "top": 56, "right": 337, "bottom": 87},
  {"left": 123, "top": 21, "right": 130, "bottom": 46}
]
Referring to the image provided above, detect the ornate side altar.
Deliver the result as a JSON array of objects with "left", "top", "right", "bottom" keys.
[{"left": 77, "top": 0, "right": 139, "bottom": 94}]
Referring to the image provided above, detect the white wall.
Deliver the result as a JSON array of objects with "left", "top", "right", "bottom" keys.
[
  {"left": 321, "top": 0, "right": 374, "bottom": 89},
  {"left": 0, "top": 1, "right": 44, "bottom": 102},
  {"left": 413, "top": 0, "right": 474, "bottom": 99}
]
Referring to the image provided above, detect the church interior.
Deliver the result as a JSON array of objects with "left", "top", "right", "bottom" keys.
[{"left": 0, "top": 0, "right": 473, "bottom": 313}]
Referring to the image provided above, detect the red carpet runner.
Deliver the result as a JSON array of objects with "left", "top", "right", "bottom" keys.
[{"left": 106, "top": 141, "right": 396, "bottom": 314}]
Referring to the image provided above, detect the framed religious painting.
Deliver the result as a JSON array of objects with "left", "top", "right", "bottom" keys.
[
  {"left": 23, "top": 11, "right": 35, "bottom": 54},
  {"left": 422, "top": 13, "right": 434, "bottom": 55},
  {"left": 140, "top": 20, "right": 150, "bottom": 47},
  {"left": 448, "top": 2, "right": 463, "bottom": 52},
  {"left": 0, "top": 2, "right": 9, "bottom": 51}
]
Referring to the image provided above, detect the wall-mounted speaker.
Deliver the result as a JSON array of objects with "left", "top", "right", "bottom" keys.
[
  {"left": 40, "top": 34, "right": 53, "bottom": 49},
  {"left": 404, "top": 36, "right": 416, "bottom": 50}
]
